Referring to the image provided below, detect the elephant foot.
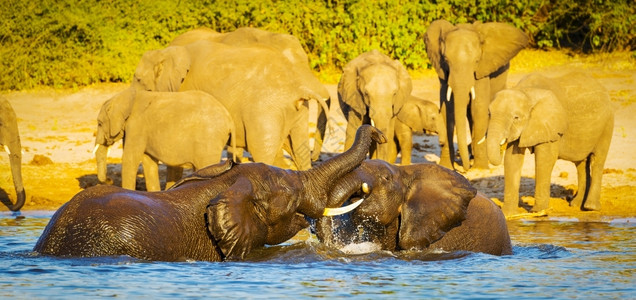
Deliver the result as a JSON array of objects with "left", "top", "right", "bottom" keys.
[
  {"left": 502, "top": 203, "right": 520, "bottom": 217},
  {"left": 531, "top": 201, "right": 550, "bottom": 213},
  {"left": 569, "top": 194, "right": 584, "bottom": 209},
  {"left": 582, "top": 200, "right": 601, "bottom": 211},
  {"left": 472, "top": 158, "right": 490, "bottom": 170}
]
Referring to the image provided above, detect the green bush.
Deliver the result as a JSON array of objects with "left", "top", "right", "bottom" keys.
[{"left": 1, "top": 0, "right": 634, "bottom": 90}]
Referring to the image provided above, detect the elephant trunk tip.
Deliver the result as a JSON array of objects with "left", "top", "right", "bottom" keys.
[{"left": 8, "top": 188, "right": 25, "bottom": 212}]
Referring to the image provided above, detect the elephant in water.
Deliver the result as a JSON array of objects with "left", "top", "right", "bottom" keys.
[
  {"left": 425, "top": 20, "right": 528, "bottom": 171},
  {"left": 486, "top": 72, "right": 614, "bottom": 215},
  {"left": 338, "top": 49, "right": 413, "bottom": 163},
  {"left": 315, "top": 160, "right": 511, "bottom": 256},
  {"left": 0, "top": 97, "right": 25, "bottom": 211},
  {"left": 34, "top": 125, "right": 387, "bottom": 262},
  {"left": 94, "top": 88, "right": 236, "bottom": 191}
]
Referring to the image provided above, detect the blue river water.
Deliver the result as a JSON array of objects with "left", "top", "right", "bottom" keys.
[{"left": 1, "top": 210, "right": 634, "bottom": 299}]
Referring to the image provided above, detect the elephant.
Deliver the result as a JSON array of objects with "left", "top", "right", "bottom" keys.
[
  {"left": 425, "top": 20, "right": 528, "bottom": 171},
  {"left": 338, "top": 50, "right": 413, "bottom": 163},
  {"left": 94, "top": 88, "right": 236, "bottom": 191},
  {"left": 154, "top": 26, "right": 328, "bottom": 163},
  {"left": 391, "top": 95, "right": 443, "bottom": 165},
  {"left": 33, "top": 125, "right": 387, "bottom": 262},
  {"left": 486, "top": 72, "right": 614, "bottom": 215},
  {"left": 315, "top": 160, "right": 512, "bottom": 256},
  {"left": 132, "top": 40, "right": 329, "bottom": 170},
  {"left": 0, "top": 97, "right": 25, "bottom": 211}
]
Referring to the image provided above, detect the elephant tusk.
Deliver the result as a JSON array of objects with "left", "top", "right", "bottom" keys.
[
  {"left": 370, "top": 119, "right": 376, "bottom": 128},
  {"left": 92, "top": 144, "right": 100, "bottom": 155},
  {"left": 362, "top": 182, "right": 369, "bottom": 194},
  {"left": 323, "top": 198, "right": 365, "bottom": 216},
  {"left": 477, "top": 136, "right": 486, "bottom": 145},
  {"left": 446, "top": 86, "right": 452, "bottom": 102},
  {"left": 470, "top": 86, "right": 476, "bottom": 100},
  {"left": 500, "top": 138, "right": 507, "bottom": 146},
  {"left": 3, "top": 145, "right": 10, "bottom": 155}
]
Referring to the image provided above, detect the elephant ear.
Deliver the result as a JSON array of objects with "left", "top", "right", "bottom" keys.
[
  {"left": 206, "top": 177, "right": 268, "bottom": 260},
  {"left": 155, "top": 46, "right": 191, "bottom": 92},
  {"left": 424, "top": 20, "right": 455, "bottom": 80},
  {"left": 518, "top": 88, "right": 567, "bottom": 148},
  {"left": 391, "top": 59, "right": 413, "bottom": 111},
  {"left": 474, "top": 22, "right": 529, "bottom": 79},
  {"left": 338, "top": 55, "right": 369, "bottom": 115},
  {"left": 398, "top": 164, "right": 476, "bottom": 250}
]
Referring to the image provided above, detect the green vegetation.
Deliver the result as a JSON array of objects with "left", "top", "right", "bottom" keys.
[{"left": 1, "top": 0, "right": 634, "bottom": 90}]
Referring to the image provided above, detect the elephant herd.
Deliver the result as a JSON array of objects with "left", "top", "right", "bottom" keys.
[{"left": 1, "top": 20, "right": 615, "bottom": 262}]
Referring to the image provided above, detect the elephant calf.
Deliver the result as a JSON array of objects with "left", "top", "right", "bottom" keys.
[
  {"left": 486, "top": 72, "right": 614, "bottom": 215},
  {"left": 392, "top": 95, "right": 443, "bottom": 165},
  {"left": 95, "top": 88, "right": 236, "bottom": 191}
]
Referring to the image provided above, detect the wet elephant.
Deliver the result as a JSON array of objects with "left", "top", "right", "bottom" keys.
[
  {"left": 316, "top": 160, "right": 512, "bottom": 256},
  {"left": 34, "top": 125, "right": 386, "bottom": 262}
]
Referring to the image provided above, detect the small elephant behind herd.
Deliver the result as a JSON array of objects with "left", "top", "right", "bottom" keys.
[{"left": 1, "top": 20, "right": 616, "bottom": 261}]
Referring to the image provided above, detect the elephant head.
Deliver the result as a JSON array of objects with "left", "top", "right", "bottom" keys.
[
  {"left": 487, "top": 87, "right": 567, "bottom": 165},
  {"left": 396, "top": 96, "right": 442, "bottom": 135},
  {"left": 339, "top": 50, "right": 412, "bottom": 161},
  {"left": 131, "top": 46, "right": 191, "bottom": 92},
  {"left": 425, "top": 20, "right": 528, "bottom": 171},
  {"left": 0, "top": 97, "right": 25, "bottom": 211},
  {"left": 94, "top": 88, "right": 136, "bottom": 183},
  {"left": 316, "top": 160, "right": 511, "bottom": 255}
]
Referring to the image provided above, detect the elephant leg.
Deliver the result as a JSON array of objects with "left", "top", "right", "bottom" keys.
[
  {"left": 532, "top": 142, "right": 558, "bottom": 212},
  {"left": 394, "top": 121, "right": 412, "bottom": 165},
  {"left": 164, "top": 166, "right": 183, "bottom": 190},
  {"left": 583, "top": 118, "right": 613, "bottom": 211},
  {"left": 503, "top": 142, "right": 525, "bottom": 216},
  {"left": 121, "top": 148, "right": 141, "bottom": 190},
  {"left": 471, "top": 78, "right": 490, "bottom": 169},
  {"left": 438, "top": 100, "right": 453, "bottom": 169},
  {"left": 141, "top": 154, "right": 161, "bottom": 191},
  {"left": 569, "top": 159, "right": 588, "bottom": 209}
]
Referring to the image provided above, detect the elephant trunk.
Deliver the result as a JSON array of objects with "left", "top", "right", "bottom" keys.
[
  {"left": 8, "top": 149, "right": 25, "bottom": 211},
  {"left": 448, "top": 73, "right": 475, "bottom": 172},
  {"left": 94, "top": 144, "right": 109, "bottom": 183},
  {"left": 368, "top": 105, "right": 394, "bottom": 162},
  {"left": 299, "top": 125, "right": 386, "bottom": 218},
  {"left": 486, "top": 119, "right": 508, "bottom": 166}
]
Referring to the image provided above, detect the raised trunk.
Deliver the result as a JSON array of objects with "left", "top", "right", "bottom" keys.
[
  {"left": 298, "top": 125, "right": 386, "bottom": 218},
  {"left": 8, "top": 149, "right": 25, "bottom": 211}
]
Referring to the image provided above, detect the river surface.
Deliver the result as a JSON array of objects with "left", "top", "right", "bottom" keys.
[{"left": 1, "top": 211, "right": 634, "bottom": 299}]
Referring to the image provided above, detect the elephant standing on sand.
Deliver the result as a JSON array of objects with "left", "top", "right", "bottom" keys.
[
  {"left": 132, "top": 40, "right": 328, "bottom": 170},
  {"left": 34, "top": 126, "right": 386, "bottom": 262},
  {"left": 316, "top": 160, "right": 511, "bottom": 256},
  {"left": 0, "top": 97, "right": 25, "bottom": 211},
  {"left": 339, "top": 50, "right": 413, "bottom": 163},
  {"left": 94, "top": 88, "right": 235, "bottom": 191},
  {"left": 487, "top": 72, "right": 614, "bottom": 215},
  {"left": 392, "top": 96, "right": 443, "bottom": 165},
  {"left": 425, "top": 20, "right": 528, "bottom": 171}
]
